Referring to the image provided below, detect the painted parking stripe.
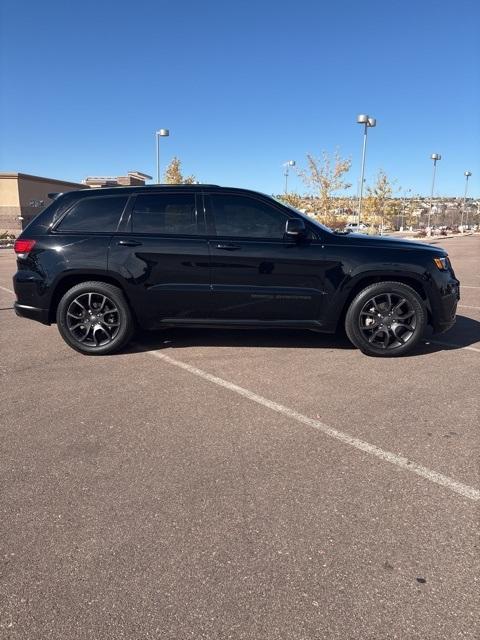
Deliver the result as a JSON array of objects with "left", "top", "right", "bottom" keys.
[
  {"left": 146, "top": 350, "right": 480, "bottom": 502},
  {"left": 462, "top": 285, "right": 480, "bottom": 289},
  {"left": 0, "top": 285, "right": 14, "bottom": 294},
  {"left": 458, "top": 304, "right": 480, "bottom": 310}
]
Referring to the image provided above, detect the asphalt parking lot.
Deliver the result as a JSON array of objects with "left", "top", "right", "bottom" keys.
[{"left": 1, "top": 235, "right": 479, "bottom": 639}]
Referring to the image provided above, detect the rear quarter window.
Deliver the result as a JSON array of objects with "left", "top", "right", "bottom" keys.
[{"left": 56, "top": 196, "right": 128, "bottom": 232}]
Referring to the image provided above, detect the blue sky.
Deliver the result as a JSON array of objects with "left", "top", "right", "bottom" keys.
[{"left": 1, "top": 0, "right": 479, "bottom": 197}]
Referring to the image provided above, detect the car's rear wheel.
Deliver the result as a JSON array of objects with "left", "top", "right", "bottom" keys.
[
  {"left": 56, "top": 281, "right": 134, "bottom": 355},
  {"left": 345, "top": 281, "right": 426, "bottom": 357}
]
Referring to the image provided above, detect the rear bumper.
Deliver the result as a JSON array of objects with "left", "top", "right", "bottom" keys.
[{"left": 14, "top": 302, "right": 50, "bottom": 325}]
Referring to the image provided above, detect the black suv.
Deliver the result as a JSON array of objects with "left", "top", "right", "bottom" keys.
[{"left": 13, "top": 185, "right": 459, "bottom": 357}]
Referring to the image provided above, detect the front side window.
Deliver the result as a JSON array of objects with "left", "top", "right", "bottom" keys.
[
  {"left": 208, "top": 194, "right": 288, "bottom": 239},
  {"left": 132, "top": 193, "right": 198, "bottom": 234},
  {"left": 57, "top": 196, "right": 128, "bottom": 232}
]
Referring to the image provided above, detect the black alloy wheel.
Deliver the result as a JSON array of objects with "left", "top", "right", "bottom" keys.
[
  {"left": 57, "top": 281, "right": 134, "bottom": 355},
  {"left": 345, "top": 281, "right": 426, "bottom": 357}
]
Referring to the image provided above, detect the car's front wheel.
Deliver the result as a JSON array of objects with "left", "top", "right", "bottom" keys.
[
  {"left": 345, "top": 281, "right": 426, "bottom": 357},
  {"left": 56, "top": 281, "right": 134, "bottom": 355}
]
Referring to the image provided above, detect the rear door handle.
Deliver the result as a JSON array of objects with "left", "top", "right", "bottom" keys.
[
  {"left": 117, "top": 239, "right": 143, "bottom": 247},
  {"left": 215, "top": 243, "right": 241, "bottom": 251}
]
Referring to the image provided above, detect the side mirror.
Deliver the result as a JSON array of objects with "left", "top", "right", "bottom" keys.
[{"left": 285, "top": 218, "right": 306, "bottom": 239}]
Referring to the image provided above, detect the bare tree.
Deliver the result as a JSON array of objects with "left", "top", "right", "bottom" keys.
[
  {"left": 297, "top": 150, "right": 352, "bottom": 223},
  {"left": 364, "top": 170, "right": 399, "bottom": 231}
]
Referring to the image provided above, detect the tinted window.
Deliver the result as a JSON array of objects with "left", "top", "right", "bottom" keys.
[
  {"left": 132, "top": 194, "right": 199, "bottom": 234},
  {"left": 208, "top": 195, "right": 287, "bottom": 239},
  {"left": 57, "top": 196, "right": 128, "bottom": 232}
]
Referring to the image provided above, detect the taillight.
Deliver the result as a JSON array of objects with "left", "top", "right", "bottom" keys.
[{"left": 14, "top": 239, "right": 36, "bottom": 254}]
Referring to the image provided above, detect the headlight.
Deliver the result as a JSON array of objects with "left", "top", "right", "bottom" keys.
[{"left": 433, "top": 256, "right": 449, "bottom": 271}]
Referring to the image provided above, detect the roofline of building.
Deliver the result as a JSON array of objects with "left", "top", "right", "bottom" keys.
[{"left": 0, "top": 172, "right": 86, "bottom": 188}]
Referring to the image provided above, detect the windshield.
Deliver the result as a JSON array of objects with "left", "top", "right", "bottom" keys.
[{"left": 271, "top": 197, "right": 332, "bottom": 233}]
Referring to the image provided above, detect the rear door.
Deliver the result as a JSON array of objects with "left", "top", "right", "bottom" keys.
[
  {"left": 205, "top": 192, "right": 325, "bottom": 322},
  {"left": 108, "top": 190, "right": 211, "bottom": 328}
]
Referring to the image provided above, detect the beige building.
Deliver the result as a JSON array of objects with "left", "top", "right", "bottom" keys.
[
  {"left": 0, "top": 170, "right": 153, "bottom": 234},
  {"left": 0, "top": 172, "right": 86, "bottom": 233}
]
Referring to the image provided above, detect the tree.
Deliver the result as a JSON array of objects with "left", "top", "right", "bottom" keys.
[
  {"left": 297, "top": 150, "right": 352, "bottom": 223},
  {"left": 275, "top": 192, "right": 305, "bottom": 210},
  {"left": 364, "top": 170, "right": 399, "bottom": 230},
  {"left": 163, "top": 157, "right": 197, "bottom": 184}
]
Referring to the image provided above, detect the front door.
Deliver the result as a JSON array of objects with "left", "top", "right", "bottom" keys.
[
  {"left": 108, "top": 190, "right": 211, "bottom": 329},
  {"left": 205, "top": 192, "right": 326, "bottom": 322}
]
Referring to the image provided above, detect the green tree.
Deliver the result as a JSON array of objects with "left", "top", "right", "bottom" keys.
[{"left": 164, "top": 157, "right": 197, "bottom": 184}]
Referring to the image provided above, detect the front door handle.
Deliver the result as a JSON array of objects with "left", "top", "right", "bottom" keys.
[
  {"left": 215, "top": 243, "right": 241, "bottom": 251},
  {"left": 117, "top": 239, "right": 143, "bottom": 247}
]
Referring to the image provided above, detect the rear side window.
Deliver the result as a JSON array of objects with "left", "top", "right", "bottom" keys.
[
  {"left": 132, "top": 193, "right": 199, "bottom": 234},
  {"left": 57, "top": 196, "right": 128, "bottom": 232}
]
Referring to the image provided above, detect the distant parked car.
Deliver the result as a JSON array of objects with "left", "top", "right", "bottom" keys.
[{"left": 345, "top": 222, "right": 369, "bottom": 232}]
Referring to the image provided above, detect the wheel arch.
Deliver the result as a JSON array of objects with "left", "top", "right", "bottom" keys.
[
  {"left": 336, "top": 273, "right": 432, "bottom": 331},
  {"left": 48, "top": 272, "right": 137, "bottom": 324}
]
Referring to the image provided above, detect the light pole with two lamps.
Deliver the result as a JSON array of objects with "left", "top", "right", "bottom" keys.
[{"left": 356, "top": 114, "right": 376, "bottom": 226}]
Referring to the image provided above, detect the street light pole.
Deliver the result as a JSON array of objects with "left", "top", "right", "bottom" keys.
[
  {"left": 461, "top": 171, "right": 472, "bottom": 231},
  {"left": 428, "top": 153, "right": 441, "bottom": 230},
  {"left": 356, "top": 114, "right": 376, "bottom": 225},
  {"left": 282, "top": 160, "right": 296, "bottom": 194},
  {"left": 155, "top": 129, "right": 170, "bottom": 183}
]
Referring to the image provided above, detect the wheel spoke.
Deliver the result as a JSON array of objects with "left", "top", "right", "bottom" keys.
[
  {"left": 72, "top": 298, "right": 86, "bottom": 312},
  {"left": 381, "top": 330, "right": 391, "bottom": 349},
  {"left": 101, "top": 319, "right": 120, "bottom": 328},
  {"left": 368, "top": 327, "right": 384, "bottom": 343},
  {"left": 391, "top": 325, "right": 406, "bottom": 344},
  {"left": 396, "top": 309, "right": 415, "bottom": 321},
  {"left": 77, "top": 325, "right": 92, "bottom": 342},
  {"left": 392, "top": 297, "right": 407, "bottom": 313},
  {"left": 69, "top": 322, "right": 85, "bottom": 331}
]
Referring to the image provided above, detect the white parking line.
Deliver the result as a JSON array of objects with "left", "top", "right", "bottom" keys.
[
  {"left": 146, "top": 350, "right": 480, "bottom": 502},
  {"left": 0, "top": 285, "right": 14, "bottom": 294},
  {"left": 462, "top": 285, "right": 480, "bottom": 289},
  {"left": 458, "top": 304, "right": 480, "bottom": 310}
]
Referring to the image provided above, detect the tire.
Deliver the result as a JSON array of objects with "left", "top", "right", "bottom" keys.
[
  {"left": 345, "top": 281, "right": 426, "bottom": 357},
  {"left": 56, "top": 281, "right": 134, "bottom": 355}
]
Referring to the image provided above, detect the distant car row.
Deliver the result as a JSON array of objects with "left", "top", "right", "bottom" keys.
[{"left": 344, "top": 222, "right": 392, "bottom": 233}]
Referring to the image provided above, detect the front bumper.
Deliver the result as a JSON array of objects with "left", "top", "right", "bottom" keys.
[
  {"left": 14, "top": 302, "right": 50, "bottom": 325},
  {"left": 430, "top": 277, "right": 459, "bottom": 334}
]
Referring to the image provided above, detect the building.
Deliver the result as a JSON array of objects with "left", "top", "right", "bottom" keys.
[
  {"left": 0, "top": 170, "right": 153, "bottom": 234},
  {"left": 0, "top": 172, "right": 87, "bottom": 233},
  {"left": 83, "top": 171, "right": 152, "bottom": 188}
]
